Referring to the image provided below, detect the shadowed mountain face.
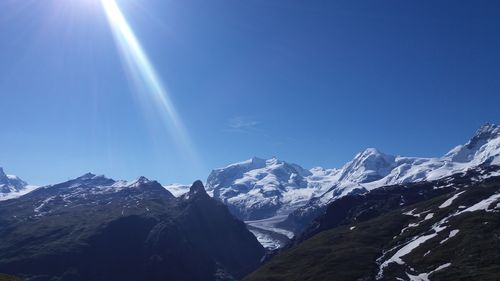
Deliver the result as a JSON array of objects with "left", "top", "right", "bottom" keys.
[
  {"left": 244, "top": 165, "right": 500, "bottom": 281},
  {"left": 0, "top": 177, "right": 264, "bottom": 281}
]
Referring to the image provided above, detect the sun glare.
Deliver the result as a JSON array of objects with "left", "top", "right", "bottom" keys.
[{"left": 100, "top": 0, "right": 201, "bottom": 169}]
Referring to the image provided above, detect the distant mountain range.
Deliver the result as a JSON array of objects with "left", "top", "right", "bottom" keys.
[
  {"left": 1, "top": 123, "right": 499, "bottom": 250},
  {"left": 0, "top": 123, "right": 499, "bottom": 280},
  {"left": 206, "top": 123, "right": 500, "bottom": 241}
]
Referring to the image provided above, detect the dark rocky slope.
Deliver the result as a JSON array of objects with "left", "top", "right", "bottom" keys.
[
  {"left": 0, "top": 176, "right": 264, "bottom": 281},
  {"left": 244, "top": 166, "right": 500, "bottom": 281}
]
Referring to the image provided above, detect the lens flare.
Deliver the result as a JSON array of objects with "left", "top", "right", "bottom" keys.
[{"left": 100, "top": 0, "right": 201, "bottom": 169}]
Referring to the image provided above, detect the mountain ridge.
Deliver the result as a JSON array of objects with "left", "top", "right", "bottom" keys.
[
  {"left": 281, "top": 123, "right": 500, "bottom": 233},
  {"left": 208, "top": 124, "right": 499, "bottom": 225},
  {"left": 0, "top": 178, "right": 264, "bottom": 281},
  {"left": 2, "top": 123, "right": 499, "bottom": 250}
]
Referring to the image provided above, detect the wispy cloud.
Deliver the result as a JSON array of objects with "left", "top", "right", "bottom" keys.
[{"left": 227, "top": 116, "right": 260, "bottom": 133}]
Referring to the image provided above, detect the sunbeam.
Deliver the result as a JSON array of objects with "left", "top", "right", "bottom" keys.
[{"left": 100, "top": 0, "right": 201, "bottom": 169}]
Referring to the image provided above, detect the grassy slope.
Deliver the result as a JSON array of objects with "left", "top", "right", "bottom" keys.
[
  {"left": 245, "top": 211, "right": 409, "bottom": 281},
  {"left": 244, "top": 183, "right": 500, "bottom": 281},
  {"left": 0, "top": 273, "right": 23, "bottom": 281}
]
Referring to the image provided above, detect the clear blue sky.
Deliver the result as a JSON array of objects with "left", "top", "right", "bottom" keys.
[{"left": 0, "top": 0, "right": 499, "bottom": 185}]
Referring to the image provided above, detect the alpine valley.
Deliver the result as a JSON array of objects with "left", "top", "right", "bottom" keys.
[{"left": 0, "top": 123, "right": 499, "bottom": 281}]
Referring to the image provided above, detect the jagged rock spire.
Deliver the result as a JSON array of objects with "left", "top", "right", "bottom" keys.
[{"left": 189, "top": 180, "right": 208, "bottom": 196}]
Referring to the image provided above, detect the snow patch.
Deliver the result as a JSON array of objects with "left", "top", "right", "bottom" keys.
[
  {"left": 424, "top": 213, "right": 434, "bottom": 220},
  {"left": 378, "top": 233, "right": 438, "bottom": 276},
  {"left": 377, "top": 217, "right": 450, "bottom": 279},
  {"left": 406, "top": 263, "right": 451, "bottom": 281},
  {"left": 440, "top": 229, "right": 459, "bottom": 245},
  {"left": 439, "top": 191, "right": 466, "bottom": 209},
  {"left": 457, "top": 193, "right": 500, "bottom": 214}
]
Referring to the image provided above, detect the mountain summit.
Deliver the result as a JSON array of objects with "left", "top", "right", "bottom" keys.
[
  {"left": 0, "top": 168, "right": 36, "bottom": 201},
  {"left": 445, "top": 123, "right": 499, "bottom": 164},
  {"left": 336, "top": 148, "right": 396, "bottom": 184},
  {"left": 205, "top": 157, "right": 331, "bottom": 220},
  {"left": 0, "top": 167, "right": 27, "bottom": 192},
  {"left": 190, "top": 180, "right": 207, "bottom": 195}
]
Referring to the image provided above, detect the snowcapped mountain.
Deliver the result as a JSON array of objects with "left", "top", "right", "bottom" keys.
[
  {"left": 310, "top": 123, "right": 500, "bottom": 207},
  {"left": 205, "top": 123, "right": 500, "bottom": 239},
  {"left": 0, "top": 167, "right": 38, "bottom": 201},
  {"left": 0, "top": 168, "right": 27, "bottom": 191},
  {"left": 17, "top": 173, "right": 174, "bottom": 218},
  {"left": 0, "top": 167, "right": 193, "bottom": 201},
  {"left": 444, "top": 122, "right": 500, "bottom": 165},
  {"left": 283, "top": 123, "right": 500, "bottom": 233},
  {"left": 205, "top": 157, "right": 338, "bottom": 220}
]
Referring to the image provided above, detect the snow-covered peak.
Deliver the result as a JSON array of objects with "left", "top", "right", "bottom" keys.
[
  {"left": 123, "top": 176, "right": 152, "bottom": 188},
  {"left": 264, "top": 156, "right": 280, "bottom": 166},
  {"left": 337, "top": 148, "right": 396, "bottom": 184},
  {"left": 223, "top": 157, "right": 268, "bottom": 170},
  {"left": 473, "top": 123, "right": 499, "bottom": 139},
  {"left": 0, "top": 167, "right": 28, "bottom": 190},
  {"left": 0, "top": 168, "right": 37, "bottom": 201},
  {"left": 206, "top": 157, "right": 311, "bottom": 194},
  {"left": 205, "top": 157, "right": 335, "bottom": 219},
  {"left": 444, "top": 123, "right": 500, "bottom": 165}
]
